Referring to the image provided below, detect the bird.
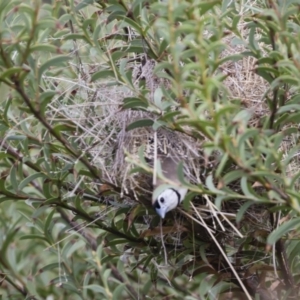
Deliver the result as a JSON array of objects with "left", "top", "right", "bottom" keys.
[{"left": 152, "top": 156, "right": 188, "bottom": 218}]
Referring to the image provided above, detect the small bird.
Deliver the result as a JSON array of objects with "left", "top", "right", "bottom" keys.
[{"left": 152, "top": 156, "right": 188, "bottom": 218}]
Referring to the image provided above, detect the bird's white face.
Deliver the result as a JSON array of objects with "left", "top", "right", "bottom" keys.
[{"left": 153, "top": 188, "right": 187, "bottom": 218}]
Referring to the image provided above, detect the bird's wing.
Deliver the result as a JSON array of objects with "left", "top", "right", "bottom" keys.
[{"left": 155, "top": 156, "right": 182, "bottom": 187}]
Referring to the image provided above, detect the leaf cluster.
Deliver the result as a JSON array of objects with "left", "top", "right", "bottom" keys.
[{"left": 0, "top": 0, "right": 300, "bottom": 299}]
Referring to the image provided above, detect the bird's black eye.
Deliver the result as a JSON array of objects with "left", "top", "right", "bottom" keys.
[{"left": 160, "top": 197, "right": 165, "bottom": 203}]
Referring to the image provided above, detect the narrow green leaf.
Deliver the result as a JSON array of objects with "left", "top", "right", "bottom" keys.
[
  {"left": 40, "top": 90, "right": 57, "bottom": 116},
  {"left": 277, "top": 104, "right": 300, "bottom": 114},
  {"left": 64, "top": 240, "right": 85, "bottom": 258},
  {"left": 240, "top": 176, "right": 256, "bottom": 200},
  {"left": 103, "top": 269, "right": 111, "bottom": 284},
  {"left": 267, "top": 218, "right": 300, "bottom": 245},
  {"left": 0, "top": 178, "right": 19, "bottom": 199},
  {"left": 18, "top": 173, "right": 47, "bottom": 191},
  {"left": 40, "top": 262, "right": 60, "bottom": 272},
  {"left": 20, "top": 234, "right": 48, "bottom": 241},
  {"left": 112, "top": 284, "right": 125, "bottom": 300},
  {"left": 9, "top": 165, "right": 18, "bottom": 192},
  {"left": 126, "top": 119, "right": 153, "bottom": 131},
  {"left": 0, "top": 67, "right": 24, "bottom": 81},
  {"left": 223, "top": 170, "right": 245, "bottom": 185},
  {"left": 75, "top": 0, "right": 94, "bottom": 11},
  {"left": 84, "top": 284, "right": 107, "bottom": 295},
  {"left": 215, "top": 153, "right": 229, "bottom": 178},
  {"left": 60, "top": 283, "right": 81, "bottom": 295},
  {"left": 53, "top": 123, "right": 76, "bottom": 133},
  {"left": 91, "top": 70, "right": 115, "bottom": 81},
  {"left": 122, "top": 99, "right": 148, "bottom": 110},
  {"left": 122, "top": 17, "right": 142, "bottom": 34},
  {"left": 112, "top": 51, "right": 125, "bottom": 62},
  {"left": 38, "top": 55, "right": 71, "bottom": 83},
  {"left": 83, "top": 271, "right": 92, "bottom": 299},
  {"left": 32, "top": 205, "right": 50, "bottom": 220},
  {"left": 6, "top": 135, "right": 27, "bottom": 141},
  {"left": 205, "top": 175, "right": 223, "bottom": 194},
  {"left": 197, "top": 0, "right": 221, "bottom": 14},
  {"left": 30, "top": 44, "right": 58, "bottom": 53},
  {"left": 44, "top": 209, "right": 56, "bottom": 242},
  {"left": 236, "top": 201, "right": 253, "bottom": 223}
]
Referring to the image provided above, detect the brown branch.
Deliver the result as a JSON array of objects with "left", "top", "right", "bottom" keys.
[{"left": 55, "top": 201, "right": 155, "bottom": 246}]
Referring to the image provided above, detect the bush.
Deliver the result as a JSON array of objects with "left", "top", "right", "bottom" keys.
[{"left": 0, "top": 0, "right": 300, "bottom": 299}]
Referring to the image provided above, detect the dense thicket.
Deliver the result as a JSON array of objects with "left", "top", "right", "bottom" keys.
[{"left": 0, "top": 0, "right": 300, "bottom": 299}]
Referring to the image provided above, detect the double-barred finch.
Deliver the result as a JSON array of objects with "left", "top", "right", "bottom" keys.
[{"left": 152, "top": 156, "right": 188, "bottom": 219}]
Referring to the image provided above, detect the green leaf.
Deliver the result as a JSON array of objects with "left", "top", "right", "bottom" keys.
[
  {"left": 240, "top": 176, "right": 256, "bottom": 200},
  {"left": 0, "top": 217, "right": 22, "bottom": 256},
  {"left": 82, "top": 271, "right": 92, "bottom": 298},
  {"left": 60, "top": 283, "right": 82, "bottom": 295},
  {"left": 39, "top": 262, "right": 60, "bottom": 272},
  {"left": 122, "top": 17, "right": 143, "bottom": 34},
  {"left": 277, "top": 104, "right": 300, "bottom": 114},
  {"left": 112, "top": 284, "right": 125, "bottom": 300},
  {"left": 18, "top": 3, "right": 35, "bottom": 15},
  {"left": 19, "top": 234, "right": 48, "bottom": 241},
  {"left": 30, "top": 44, "right": 59, "bottom": 53},
  {"left": 197, "top": 0, "right": 221, "bottom": 14},
  {"left": 112, "top": 50, "right": 125, "bottom": 62},
  {"left": 64, "top": 240, "right": 85, "bottom": 258},
  {"left": 84, "top": 284, "right": 107, "bottom": 295},
  {"left": 6, "top": 135, "right": 27, "bottom": 141},
  {"left": 38, "top": 55, "right": 71, "bottom": 83},
  {"left": 91, "top": 70, "right": 115, "bottom": 81},
  {"left": 32, "top": 205, "right": 50, "bottom": 220},
  {"left": 122, "top": 97, "right": 148, "bottom": 110},
  {"left": 9, "top": 165, "right": 18, "bottom": 192},
  {"left": 126, "top": 119, "right": 153, "bottom": 131},
  {"left": 75, "top": 0, "right": 94, "bottom": 11},
  {"left": 0, "top": 67, "right": 25, "bottom": 81},
  {"left": 0, "top": 179, "right": 20, "bottom": 199},
  {"left": 267, "top": 218, "right": 300, "bottom": 245},
  {"left": 271, "top": 75, "right": 299, "bottom": 86},
  {"left": 215, "top": 153, "right": 229, "bottom": 178},
  {"left": 152, "top": 120, "right": 167, "bottom": 131},
  {"left": 223, "top": 170, "right": 245, "bottom": 185},
  {"left": 102, "top": 268, "right": 111, "bottom": 284},
  {"left": 44, "top": 209, "right": 56, "bottom": 242},
  {"left": 18, "top": 173, "right": 47, "bottom": 191},
  {"left": 63, "top": 33, "right": 90, "bottom": 42},
  {"left": 236, "top": 201, "right": 254, "bottom": 223},
  {"left": 53, "top": 123, "right": 76, "bottom": 133},
  {"left": 40, "top": 90, "right": 57, "bottom": 115}
]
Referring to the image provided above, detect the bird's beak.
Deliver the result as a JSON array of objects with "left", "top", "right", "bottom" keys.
[
  {"left": 153, "top": 200, "right": 167, "bottom": 218},
  {"left": 155, "top": 207, "right": 166, "bottom": 219}
]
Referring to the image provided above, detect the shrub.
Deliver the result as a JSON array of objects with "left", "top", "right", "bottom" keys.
[{"left": 0, "top": 0, "right": 300, "bottom": 299}]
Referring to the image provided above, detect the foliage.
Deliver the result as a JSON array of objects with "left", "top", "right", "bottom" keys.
[{"left": 0, "top": 0, "right": 300, "bottom": 299}]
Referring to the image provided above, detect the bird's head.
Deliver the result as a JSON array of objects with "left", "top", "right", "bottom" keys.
[{"left": 153, "top": 187, "right": 187, "bottom": 218}]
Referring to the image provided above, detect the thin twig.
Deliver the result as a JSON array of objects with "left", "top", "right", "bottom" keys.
[
  {"left": 160, "top": 218, "right": 168, "bottom": 266},
  {"left": 190, "top": 202, "right": 253, "bottom": 300}
]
